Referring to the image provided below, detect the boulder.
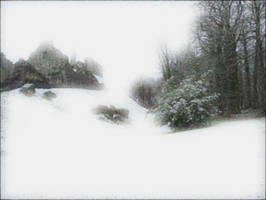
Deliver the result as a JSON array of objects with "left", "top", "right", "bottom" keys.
[
  {"left": 94, "top": 105, "right": 129, "bottom": 124},
  {"left": 19, "top": 83, "right": 36, "bottom": 96},
  {"left": 43, "top": 91, "right": 57, "bottom": 100}
]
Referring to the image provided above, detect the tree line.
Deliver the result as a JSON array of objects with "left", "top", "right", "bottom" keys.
[
  {"left": 131, "top": 1, "right": 265, "bottom": 128},
  {"left": 161, "top": 1, "right": 265, "bottom": 115}
]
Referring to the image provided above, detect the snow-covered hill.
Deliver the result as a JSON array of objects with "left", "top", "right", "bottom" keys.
[{"left": 1, "top": 88, "right": 265, "bottom": 199}]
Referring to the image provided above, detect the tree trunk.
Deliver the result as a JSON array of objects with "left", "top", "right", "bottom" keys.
[
  {"left": 253, "top": 1, "right": 265, "bottom": 109},
  {"left": 242, "top": 32, "right": 252, "bottom": 108}
]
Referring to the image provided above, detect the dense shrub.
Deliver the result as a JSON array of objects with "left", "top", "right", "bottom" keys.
[
  {"left": 94, "top": 105, "right": 129, "bottom": 124},
  {"left": 154, "top": 73, "right": 219, "bottom": 129}
]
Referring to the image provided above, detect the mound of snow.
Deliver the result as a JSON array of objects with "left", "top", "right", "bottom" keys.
[{"left": 1, "top": 88, "right": 265, "bottom": 199}]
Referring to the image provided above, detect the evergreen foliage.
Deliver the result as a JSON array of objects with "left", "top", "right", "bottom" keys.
[{"left": 154, "top": 72, "right": 219, "bottom": 129}]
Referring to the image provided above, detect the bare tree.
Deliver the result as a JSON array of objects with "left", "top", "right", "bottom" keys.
[
  {"left": 250, "top": 1, "right": 265, "bottom": 109},
  {"left": 159, "top": 45, "right": 173, "bottom": 81},
  {"left": 195, "top": 1, "right": 245, "bottom": 115}
]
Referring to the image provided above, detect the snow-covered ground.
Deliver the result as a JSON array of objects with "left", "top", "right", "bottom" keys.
[{"left": 1, "top": 88, "right": 265, "bottom": 199}]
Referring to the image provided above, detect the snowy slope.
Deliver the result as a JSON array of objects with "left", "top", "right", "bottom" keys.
[{"left": 1, "top": 88, "right": 265, "bottom": 199}]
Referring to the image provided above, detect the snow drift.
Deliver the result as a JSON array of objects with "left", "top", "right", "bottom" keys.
[{"left": 1, "top": 88, "right": 265, "bottom": 199}]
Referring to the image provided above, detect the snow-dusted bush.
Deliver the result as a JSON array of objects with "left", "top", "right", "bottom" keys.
[
  {"left": 154, "top": 73, "right": 219, "bottom": 129},
  {"left": 94, "top": 105, "right": 129, "bottom": 124}
]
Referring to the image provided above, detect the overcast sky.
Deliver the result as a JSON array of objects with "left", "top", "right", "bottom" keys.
[{"left": 1, "top": 1, "right": 198, "bottom": 92}]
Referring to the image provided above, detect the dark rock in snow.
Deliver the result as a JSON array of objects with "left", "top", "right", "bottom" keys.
[
  {"left": 43, "top": 91, "right": 57, "bottom": 100},
  {"left": 94, "top": 105, "right": 129, "bottom": 124},
  {"left": 19, "top": 83, "right": 36, "bottom": 96}
]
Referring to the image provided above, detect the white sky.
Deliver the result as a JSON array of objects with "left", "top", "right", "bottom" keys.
[{"left": 1, "top": 1, "right": 198, "bottom": 92}]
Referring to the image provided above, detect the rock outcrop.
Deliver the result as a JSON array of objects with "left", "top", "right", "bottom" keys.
[
  {"left": 1, "top": 59, "right": 50, "bottom": 91},
  {"left": 1, "top": 53, "right": 14, "bottom": 84},
  {"left": 1, "top": 42, "right": 104, "bottom": 91},
  {"left": 28, "top": 42, "right": 70, "bottom": 87},
  {"left": 28, "top": 42, "right": 102, "bottom": 89}
]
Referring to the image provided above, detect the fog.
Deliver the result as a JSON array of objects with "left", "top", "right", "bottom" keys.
[{"left": 1, "top": 1, "right": 197, "bottom": 92}]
